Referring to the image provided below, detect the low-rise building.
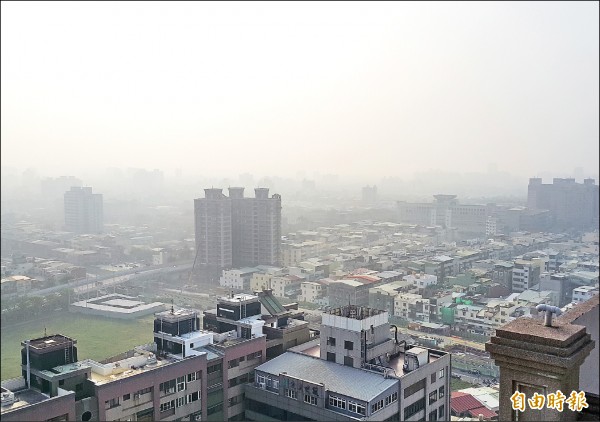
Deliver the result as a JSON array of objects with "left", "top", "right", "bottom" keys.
[
  {"left": 403, "top": 273, "right": 438, "bottom": 289},
  {"left": 368, "top": 279, "right": 413, "bottom": 315},
  {"left": 298, "top": 281, "right": 325, "bottom": 304},
  {"left": 271, "top": 274, "right": 303, "bottom": 299},
  {"left": 572, "top": 285, "right": 599, "bottom": 304},
  {"left": 2, "top": 306, "right": 268, "bottom": 422},
  {"left": 245, "top": 305, "right": 451, "bottom": 421},
  {"left": 328, "top": 279, "right": 371, "bottom": 308},
  {"left": 0, "top": 275, "right": 36, "bottom": 293},
  {"left": 219, "top": 268, "right": 260, "bottom": 290},
  {"left": 511, "top": 259, "right": 541, "bottom": 293},
  {"left": 394, "top": 293, "right": 432, "bottom": 322},
  {"left": 202, "top": 291, "right": 310, "bottom": 361}
]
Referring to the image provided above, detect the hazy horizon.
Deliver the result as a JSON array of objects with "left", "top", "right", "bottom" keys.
[{"left": 2, "top": 2, "right": 599, "bottom": 182}]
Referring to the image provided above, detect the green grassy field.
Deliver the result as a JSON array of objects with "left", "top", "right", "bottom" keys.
[
  {"left": 451, "top": 377, "right": 478, "bottom": 391},
  {"left": 1, "top": 313, "right": 154, "bottom": 380}
]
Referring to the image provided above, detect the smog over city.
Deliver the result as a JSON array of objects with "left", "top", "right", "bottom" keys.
[{"left": 1, "top": 2, "right": 598, "bottom": 422}]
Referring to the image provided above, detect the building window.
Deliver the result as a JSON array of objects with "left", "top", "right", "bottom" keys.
[
  {"left": 229, "top": 393, "right": 244, "bottom": 408},
  {"left": 160, "top": 400, "right": 175, "bottom": 412},
  {"left": 188, "top": 371, "right": 201, "bottom": 382},
  {"left": 329, "top": 395, "right": 346, "bottom": 410},
  {"left": 187, "top": 391, "right": 200, "bottom": 403},
  {"left": 256, "top": 374, "right": 266, "bottom": 387},
  {"left": 177, "top": 376, "right": 186, "bottom": 391},
  {"left": 431, "top": 372, "right": 437, "bottom": 383},
  {"left": 439, "top": 405, "right": 445, "bottom": 419},
  {"left": 403, "top": 378, "right": 426, "bottom": 398},
  {"left": 384, "top": 392, "right": 398, "bottom": 406},
  {"left": 429, "top": 410, "right": 438, "bottom": 421},
  {"left": 208, "top": 363, "right": 222, "bottom": 373},
  {"left": 266, "top": 377, "right": 279, "bottom": 390},
  {"left": 228, "top": 359, "right": 239, "bottom": 368},
  {"left": 177, "top": 396, "right": 187, "bottom": 407},
  {"left": 429, "top": 390, "right": 438, "bottom": 404},
  {"left": 439, "top": 368, "right": 445, "bottom": 378},
  {"left": 348, "top": 401, "right": 366, "bottom": 415},
  {"left": 344, "top": 356, "right": 354, "bottom": 367},
  {"left": 105, "top": 398, "right": 119, "bottom": 409},
  {"left": 247, "top": 351, "right": 262, "bottom": 360},
  {"left": 371, "top": 399, "right": 384, "bottom": 413},
  {"left": 304, "top": 395, "right": 317, "bottom": 406},
  {"left": 123, "top": 394, "right": 130, "bottom": 401},
  {"left": 285, "top": 389, "right": 297, "bottom": 399},
  {"left": 327, "top": 337, "right": 336, "bottom": 346},
  {"left": 344, "top": 340, "right": 354, "bottom": 350},
  {"left": 404, "top": 397, "right": 425, "bottom": 419},
  {"left": 136, "top": 387, "right": 152, "bottom": 396},
  {"left": 327, "top": 352, "right": 336, "bottom": 362},
  {"left": 160, "top": 379, "right": 176, "bottom": 395},
  {"left": 207, "top": 404, "right": 223, "bottom": 415},
  {"left": 439, "top": 386, "right": 445, "bottom": 399}
]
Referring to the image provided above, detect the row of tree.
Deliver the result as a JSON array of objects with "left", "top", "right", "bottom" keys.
[{"left": 1, "top": 289, "right": 71, "bottom": 326}]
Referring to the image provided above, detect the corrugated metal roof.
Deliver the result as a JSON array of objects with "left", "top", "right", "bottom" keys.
[
  {"left": 255, "top": 352, "right": 397, "bottom": 402},
  {"left": 467, "top": 406, "right": 497, "bottom": 419},
  {"left": 451, "top": 393, "right": 484, "bottom": 414}
]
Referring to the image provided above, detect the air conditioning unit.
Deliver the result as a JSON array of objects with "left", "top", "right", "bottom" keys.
[
  {"left": 133, "top": 393, "right": 140, "bottom": 400},
  {"left": 194, "top": 414, "right": 202, "bottom": 421}
]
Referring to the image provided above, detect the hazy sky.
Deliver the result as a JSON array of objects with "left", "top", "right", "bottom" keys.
[{"left": 1, "top": 1, "right": 598, "bottom": 181}]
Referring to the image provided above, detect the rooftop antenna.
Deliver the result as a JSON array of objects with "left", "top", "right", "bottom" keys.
[
  {"left": 44, "top": 326, "right": 47, "bottom": 337},
  {"left": 171, "top": 298, "right": 174, "bottom": 314}
]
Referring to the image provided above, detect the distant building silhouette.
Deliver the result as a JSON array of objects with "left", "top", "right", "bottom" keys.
[
  {"left": 194, "top": 188, "right": 281, "bottom": 273},
  {"left": 362, "top": 185, "right": 378, "bottom": 203},
  {"left": 41, "top": 176, "right": 82, "bottom": 201},
  {"left": 397, "top": 194, "right": 552, "bottom": 237},
  {"left": 527, "top": 177, "right": 599, "bottom": 230},
  {"left": 63, "top": 186, "right": 103, "bottom": 234}
]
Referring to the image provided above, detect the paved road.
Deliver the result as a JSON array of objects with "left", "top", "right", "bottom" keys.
[
  {"left": 452, "top": 367, "right": 498, "bottom": 386},
  {"left": 402, "top": 328, "right": 487, "bottom": 351},
  {"left": 73, "top": 264, "right": 193, "bottom": 295}
]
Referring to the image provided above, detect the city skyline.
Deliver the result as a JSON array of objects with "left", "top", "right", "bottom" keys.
[
  {"left": 1, "top": 2, "right": 598, "bottom": 181},
  {"left": 1, "top": 3, "right": 598, "bottom": 421}
]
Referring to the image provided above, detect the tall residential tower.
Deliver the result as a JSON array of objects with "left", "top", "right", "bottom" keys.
[
  {"left": 528, "top": 177, "right": 599, "bottom": 229},
  {"left": 63, "top": 186, "right": 103, "bottom": 234},
  {"left": 194, "top": 187, "right": 281, "bottom": 274}
]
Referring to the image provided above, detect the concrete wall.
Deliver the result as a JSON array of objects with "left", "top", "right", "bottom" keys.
[
  {"left": 400, "top": 352, "right": 450, "bottom": 422},
  {"left": 562, "top": 296, "right": 599, "bottom": 396}
]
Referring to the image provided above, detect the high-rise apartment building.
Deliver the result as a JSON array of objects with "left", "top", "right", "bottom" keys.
[
  {"left": 194, "top": 188, "right": 233, "bottom": 270},
  {"left": 64, "top": 186, "right": 103, "bottom": 234},
  {"left": 362, "top": 185, "right": 378, "bottom": 203},
  {"left": 528, "top": 177, "right": 599, "bottom": 229},
  {"left": 194, "top": 188, "right": 281, "bottom": 272}
]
